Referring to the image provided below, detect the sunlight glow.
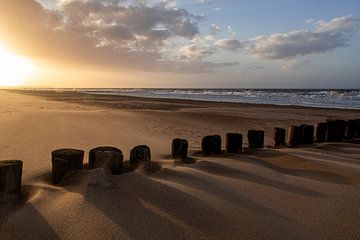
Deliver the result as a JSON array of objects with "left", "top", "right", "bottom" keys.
[{"left": 0, "top": 45, "right": 39, "bottom": 86}]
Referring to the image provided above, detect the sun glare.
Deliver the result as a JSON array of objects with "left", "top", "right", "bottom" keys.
[{"left": 0, "top": 45, "right": 38, "bottom": 87}]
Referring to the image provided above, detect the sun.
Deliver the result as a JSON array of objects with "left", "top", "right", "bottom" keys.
[{"left": 0, "top": 45, "right": 38, "bottom": 87}]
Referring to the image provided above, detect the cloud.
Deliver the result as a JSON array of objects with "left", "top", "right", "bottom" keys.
[
  {"left": 158, "top": 60, "right": 238, "bottom": 73},
  {"left": 206, "top": 25, "right": 241, "bottom": 52},
  {"left": 1, "top": 1, "right": 357, "bottom": 75},
  {"left": 315, "top": 15, "right": 360, "bottom": 33},
  {"left": 247, "top": 16, "right": 360, "bottom": 60},
  {"left": 247, "top": 30, "right": 348, "bottom": 59},
  {"left": 204, "top": 35, "right": 216, "bottom": 41},
  {"left": 0, "top": 0, "right": 237, "bottom": 73},
  {"left": 281, "top": 59, "right": 311, "bottom": 70},
  {"left": 226, "top": 25, "right": 237, "bottom": 39},
  {"left": 195, "top": 0, "right": 214, "bottom": 5},
  {"left": 209, "top": 24, "right": 221, "bottom": 34},
  {"left": 179, "top": 44, "right": 215, "bottom": 60},
  {"left": 60, "top": 0, "right": 200, "bottom": 45},
  {"left": 216, "top": 39, "right": 243, "bottom": 51},
  {"left": 98, "top": 25, "right": 135, "bottom": 42}
]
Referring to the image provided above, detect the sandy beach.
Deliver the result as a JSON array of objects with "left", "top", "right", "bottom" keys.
[{"left": 0, "top": 89, "right": 360, "bottom": 240}]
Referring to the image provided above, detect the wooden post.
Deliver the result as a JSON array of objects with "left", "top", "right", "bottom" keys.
[
  {"left": 308, "top": 125, "right": 315, "bottom": 144},
  {"left": 316, "top": 123, "right": 327, "bottom": 143},
  {"left": 202, "top": 135, "right": 222, "bottom": 155},
  {"left": 130, "top": 145, "right": 151, "bottom": 171},
  {"left": 52, "top": 148, "right": 84, "bottom": 170},
  {"left": 326, "top": 120, "right": 338, "bottom": 142},
  {"left": 273, "top": 128, "right": 286, "bottom": 148},
  {"left": 355, "top": 119, "right": 360, "bottom": 138},
  {"left": 226, "top": 133, "right": 243, "bottom": 153},
  {"left": 301, "top": 125, "right": 314, "bottom": 145},
  {"left": 345, "top": 120, "right": 357, "bottom": 139},
  {"left": 51, "top": 148, "right": 84, "bottom": 184},
  {"left": 247, "top": 130, "right": 264, "bottom": 149},
  {"left": 89, "top": 146, "right": 123, "bottom": 175},
  {"left": 52, "top": 158, "right": 69, "bottom": 184},
  {"left": 288, "top": 126, "right": 301, "bottom": 148},
  {"left": 336, "top": 120, "right": 347, "bottom": 141},
  {"left": 171, "top": 138, "right": 188, "bottom": 160},
  {"left": 0, "top": 160, "right": 23, "bottom": 200}
]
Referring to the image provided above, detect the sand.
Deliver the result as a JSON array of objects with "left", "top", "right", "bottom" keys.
[{"left": 0, "top": 89, "right": 360, "bottom": 239}]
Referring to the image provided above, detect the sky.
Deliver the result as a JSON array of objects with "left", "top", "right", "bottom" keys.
[{"left": 0, "top": 0, "right": 359, "bottom": 88}]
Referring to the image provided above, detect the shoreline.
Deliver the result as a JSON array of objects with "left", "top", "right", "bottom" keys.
[{"left": 8, "top": 89, "right": 360, "bottom": 112}]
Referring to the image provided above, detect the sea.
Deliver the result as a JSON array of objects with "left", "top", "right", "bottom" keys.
[{"left": 30, "top": 88, "right": 360, "bottom": 110}]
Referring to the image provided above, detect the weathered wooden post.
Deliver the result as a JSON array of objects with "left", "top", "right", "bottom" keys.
[
  {"left": 130, "top": 145, "right": 151, "bottom": 171},
  {"left": 52, "top": 148, "right": 84, "bottom": 184},
  {"left": 355, "top": 119, "right": 360, "bottom": 138},
  {"left": 247, "top": 130, "right": 264, "bottom": 149},
  {"left": 326, "top": 120, "right": 338, "bottom": 142},
  {"left": 52, "top": 158, "right": 69, "bottom": 184},
  {"left": 336, "top": 120, "right": 347, "bottom": 141},
  {"left": 0, "top": 160, "right": 23, "bottom": 201},
  {"left": 316, "top": 123, "right": 327, "bottom": 143},
  {"left": 172, "top": 138, "right": 188, "bottom": 160},
  {"left": 287, "top": 126, "right": 301, "bottom": 148},
  {"left": 89, "top": 146, "right": 123, "bottom": 175},
  {"left": 345, "top": 120, "right": 357, "bottom": 139},
  {"left": 273, "top": 128, "right": 286, "bottom": 148},
  {"left": 202, "top": 135, "right": 222, "bottom": 155},
  {"left": 226, "top": 133, "right": 243, "bottom": 153},
  {"left": 308, "top": 124, "right": 315, "bottom": 144},
  {"left": 301, "top": 125, "right": 314, "bottom": 145}
]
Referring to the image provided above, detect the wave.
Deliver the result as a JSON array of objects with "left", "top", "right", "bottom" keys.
[{"left": 27, "top": 88, "right": 360, "bottom": 109}]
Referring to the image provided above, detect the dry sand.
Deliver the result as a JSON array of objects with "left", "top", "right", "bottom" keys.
[{"left": 0, "top": 89, "right": 360, "bottom": 239}]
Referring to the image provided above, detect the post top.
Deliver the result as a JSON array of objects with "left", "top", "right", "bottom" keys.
[
  {"left": 90, "top": 146, "right": 122, "bottom": 153},
  {"left": 0, "top": 160, "right": 23, "bottom": 166},
  {"left": 52, "top": 148, "right": 84, "bottom": 155}
]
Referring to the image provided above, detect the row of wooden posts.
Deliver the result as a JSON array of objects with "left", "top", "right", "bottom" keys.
[
  {"left": 198, "top": 118, "right": 360, "bottom": 154},
  {"left": 1, "top": 118, "right": 359, "bottom": 202}
]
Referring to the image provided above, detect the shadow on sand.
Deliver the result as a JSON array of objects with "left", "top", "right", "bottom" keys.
[{"left": 226, "top": 149, "right": 352, "bottom": 185}]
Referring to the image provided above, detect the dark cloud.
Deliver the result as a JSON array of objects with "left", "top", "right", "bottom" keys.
[
  {"left": 98, "top": 25, "right": 134, "bottom": 41},
  {"left": 59, "top": 0, "right": 200, "bottom": 47}
]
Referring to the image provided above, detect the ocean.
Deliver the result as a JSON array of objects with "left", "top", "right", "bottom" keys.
[{"left": 30, "top": 88, "right": 360, "bottom": 110}]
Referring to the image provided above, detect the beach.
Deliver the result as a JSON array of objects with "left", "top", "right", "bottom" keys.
[{"left": 0, "top": 89, "right": 360, "bottom": 239}]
